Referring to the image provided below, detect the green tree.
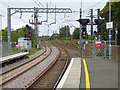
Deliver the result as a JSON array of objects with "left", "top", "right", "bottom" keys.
[
  {"left": 72, "top": 28, "right": 90, "bottom": 40},
  {"left": 11, "top": 30, "right": 17, "bottom": 42},
  {"left": 100, "top": 1, "right": 120, "bottom": 44},
  {"left": 2, "top": 26, "right": 35, "bottom": 46},
  {"left": 39, "top": 36, "right": 49, "bottom": 41},
  {"left": 2, "top": 27, "right": 7, "bottom": 42},
  {"left": 50, "top": 34, "right": 58, "bottom": 40},
  {"left": 59, "top": 25, "right": 71, "bottom": 39},
  {"left": 72, "top": 28, "right": 79, "bottom": 39}
]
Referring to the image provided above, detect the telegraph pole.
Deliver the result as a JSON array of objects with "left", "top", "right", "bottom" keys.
[
  {"left": 29, "top": 7, "right": 42, "bottom": 48},
  {"left": 97, "top": 9, "right": 100, "bottom": 41},
  {"left": 34, "top": 7, "right": 39, "bottom": 48},
  {"left": 90, "top": 9, "right": 94, "bottom": 57},
  {"left": 109, "top": 0, "right": 112, "bottom": 60},
  {"left": 90, "top": 9, "right": 93, "bottom": 42},
  {"left": 46, "top": 3, "right": 48, "bottom": 22},
  {"left": 79, "top": 8, "right": 82, "bottom": 55},
  {"left": 7, "top": 8, "right": 11, "bottom": 53}
]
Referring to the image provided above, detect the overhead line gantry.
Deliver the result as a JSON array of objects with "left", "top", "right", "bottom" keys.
[{"left": 7, "top": 7, "right": 72, "bottom": 52}]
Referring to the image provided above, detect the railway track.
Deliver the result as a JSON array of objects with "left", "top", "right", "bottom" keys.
[
  {"left": 1, "top": 46, "right": 60, "bottom": 88},
  {"left": 0, "top": 46, "right": 47, "bottom": 75},
  {"left": 27, "top": 46, "right": 70, "bottom": 89},
  {"left": 53, "top": 46, "right": 70, "bottom": 89},
  {"left": 0, "top": 45, "right": 70, "bottom": 89}
]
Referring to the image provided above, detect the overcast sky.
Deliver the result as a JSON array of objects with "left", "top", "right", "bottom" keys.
[{"left": 0, "top": 0, "right": 109, "bottom": 36}]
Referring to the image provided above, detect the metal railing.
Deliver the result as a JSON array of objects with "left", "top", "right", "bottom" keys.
[
  {"left": 81, "top": 40, "right": 116, "bottom": 59},
  {"left": 2, "top": 42, "right": 22, "bottom": 57}
]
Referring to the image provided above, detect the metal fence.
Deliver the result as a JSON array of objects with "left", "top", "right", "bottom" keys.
[
  {"left": 1, "top": 42, "right": 22, "bottom": 57},
  {"left": 81, "top": 40, "right": 116, "bottom": 59}
]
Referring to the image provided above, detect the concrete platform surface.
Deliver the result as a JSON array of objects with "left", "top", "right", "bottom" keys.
[
  {"left": 0, "top": 52, "right": 29, "bottom": 63},
  {"left": 57, "top": 58, "right": 81, "bottom": 88}
]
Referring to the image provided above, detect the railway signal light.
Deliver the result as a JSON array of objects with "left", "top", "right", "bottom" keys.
[
  {"left": 94, "top": 19, "right": 105, "bottom": 25},
  {"left": 29, "top": 34, "right": 31, "bottom": 36},
  {"left": 25, "top": 24, "right": 32, "bottom": 40},
  {"left": 98, "top": 26, "right": 102, "bottom": 35},
  {"left": 82, "top": 26, "right": 86, "bottom": 35},
  {"left": 83, "top": 31, "right": 86, "bottom": 35},
  {"left": 76, "top": 19, "right": 90, "bottom": 26},
  {"left": 94, "top": 31, "right": 97, "bottom": 34},
  {"left": 82, "top": 26, "right": 87, "bottom": 39},
  {"left": 29, "top": 31, "right": 31, "bottom": 39},
  {"left": 26, "top": 24, "right": 32, "bottom": 30},
  {"left": 94, "top": 19, "right": 105, "bottom": 35},
  {"left": 83, "top": 35, "right": 85, "bottom": 39},
  {"left": 98, "top": 31, "right": 101, "bottom": 35}
]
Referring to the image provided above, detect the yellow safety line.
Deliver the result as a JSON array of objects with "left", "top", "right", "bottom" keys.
[{"left": 83, "top": 59, "right": 90, "bottom": 90}]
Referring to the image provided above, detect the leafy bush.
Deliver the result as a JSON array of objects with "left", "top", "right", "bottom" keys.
[{"left": 24, "top": 55, "right": 29, "bottom": 59}]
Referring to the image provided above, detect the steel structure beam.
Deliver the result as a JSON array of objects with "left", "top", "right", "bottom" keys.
[
  {"left": 10, "top": 8, "right": 72, "bottom": 15},
  {"left": 7, "top": 8, "right": 11, "bottom": 53},
  {"left": 7, "top": 7, "right": 72, "bottom": 51}
]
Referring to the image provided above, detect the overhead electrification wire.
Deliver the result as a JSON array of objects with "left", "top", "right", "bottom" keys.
[
  {"left": 82, "top": 0, "right": 105, "bottom": 12},
  {"left": 73, "top": 0, "right": 105, "bottom": 13},
  {"left": 33, "top": 0, "right": 75, "bottom": 29},
  {"left": 44, "top": 1, "right": 64, "bottom": 26},
  {"left": 37, "top": 0, "right": 45, "bottom": 8},
  {"left": 35, "top": 0, "right": 63, "bottom": 26},
  {"left": 0, "top": 9, "right": 27, "bottom": 23},
  {"left": 33, "top": 0, "right": 42, "bottom": 7},
  {"left": 0, "top": 1, "right": 11, "bottom": 8},
  {"left": 0, "top": 1, "right": 28, "bottom": 23},
  {"left": 47, "top": 0, "right": 75, "bottom": 27}
]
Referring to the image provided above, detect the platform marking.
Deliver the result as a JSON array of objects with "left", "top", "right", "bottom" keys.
[
  {"left": 83, "top": 59, "right": 90, "bottom": 90},
  {"left": 57, "top": 58, "right": 74, "bottom": 88}
]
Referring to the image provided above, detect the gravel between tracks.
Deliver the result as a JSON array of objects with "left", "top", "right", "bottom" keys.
[
  {"left": 1, "top": 47, "right": 50, "bottom": 84},
  {"left": 2, "top": 46, "right": 59, "bottom": 88},
  {"left": 0, "top": 47, "right": 46, "bottom": 74},
  {"left": 31, "top": 45, "right": 79, "bottom": 89}
]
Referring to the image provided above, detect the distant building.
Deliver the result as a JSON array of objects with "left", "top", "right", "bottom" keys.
[{"left": 18, "top": 37, "right": 31, "bottom": 50}]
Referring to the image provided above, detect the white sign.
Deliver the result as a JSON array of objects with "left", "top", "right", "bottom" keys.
[{"left": 106, "top": 22, "right": 113, "bottom": 30}]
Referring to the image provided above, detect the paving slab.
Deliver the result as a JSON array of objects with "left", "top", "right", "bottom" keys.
[
  {"left": 80, "top": 58, "right": 118, "bottom": 89},
  {"left": 57, "top": 58, "right": 81, "bottom": 88}
]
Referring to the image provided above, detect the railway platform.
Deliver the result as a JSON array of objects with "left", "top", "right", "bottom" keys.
[
  {"left": 57, "top": 57, "right": 118, "bottom": 89},
  {"left": 57, "top": 58, "right": 81, "bottom": 88},
  {"left": 0, "top": 52, "right": 29, "bottom": 67}
]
